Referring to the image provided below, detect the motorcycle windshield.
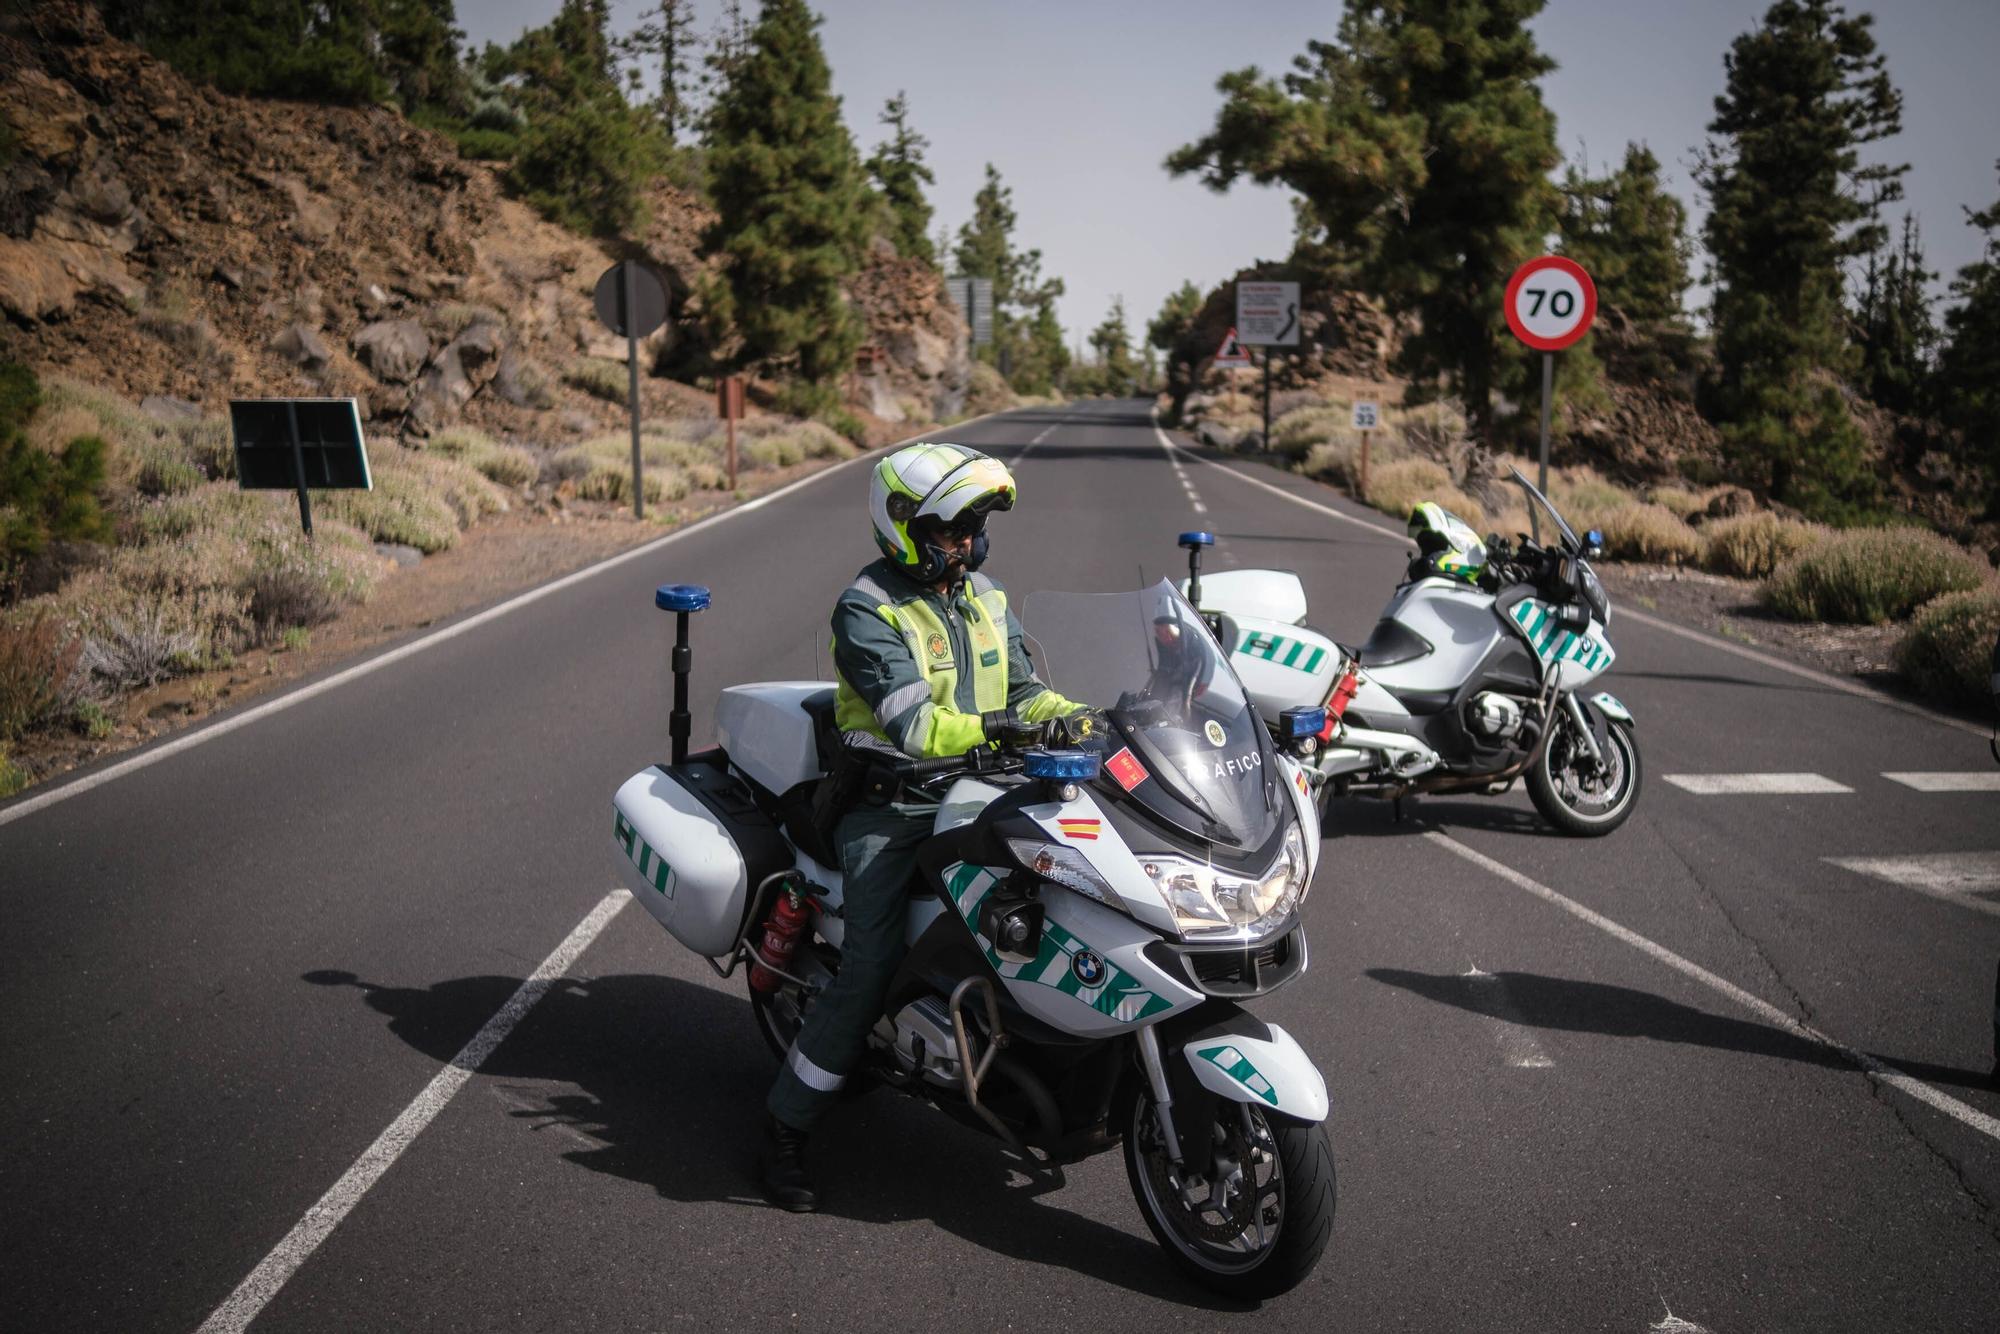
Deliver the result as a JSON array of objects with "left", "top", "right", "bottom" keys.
[
  {"left": 1509, "top": 467, "right": 1581, "bottom": 553},
  {"left": 1025, "top": 581, "right": 1281, "bottom": 851}
]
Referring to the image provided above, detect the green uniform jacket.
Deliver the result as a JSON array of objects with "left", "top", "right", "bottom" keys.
[{"left": 832, "top": 558, "right": 1080, "bottom": 758}]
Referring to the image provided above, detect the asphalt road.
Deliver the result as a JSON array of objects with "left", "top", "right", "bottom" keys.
[{"left": 3, "top": 399, "right": 1996, "bottom": 1333}]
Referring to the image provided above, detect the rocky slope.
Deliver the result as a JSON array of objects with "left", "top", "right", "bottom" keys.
[{"left": 0, "top": 3, "right": 968, "bottom": 444}]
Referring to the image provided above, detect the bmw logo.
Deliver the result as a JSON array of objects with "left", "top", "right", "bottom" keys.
[{"left": 1071, "top": 949, "right": 1107, "bottom": 987}]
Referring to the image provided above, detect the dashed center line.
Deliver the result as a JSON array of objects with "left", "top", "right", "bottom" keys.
[{"left": 1662, "top": 773, "right": 1853, "bottom": 795}]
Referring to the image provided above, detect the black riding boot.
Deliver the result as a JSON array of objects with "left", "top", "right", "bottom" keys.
[{"left": 760, "top": 1115, "right": 819, "bottom": 1212}]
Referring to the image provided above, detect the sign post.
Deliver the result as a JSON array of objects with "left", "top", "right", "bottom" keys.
[
  {"left": 716, "top": 375, "right": 745, "bottom": 492},
  {"left": 593, "top": 260, "right": 669, "bottom": 519},
  {"left": 1503, "top": 256, "right": 1596, "bottom": 495},
  {"left": 1237, "top": 281, "right": 1300, "bottom": 451},
  {"left": 1351, "top": 399, "right": 1379, "bottom": 497}
]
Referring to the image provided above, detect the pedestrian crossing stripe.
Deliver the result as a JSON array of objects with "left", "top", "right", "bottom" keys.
[
  {"left": 1510, "top": 599, "right": 1613, "bottom": 674},
  {"left": 1235, "top": 630, "right": 1328, "bottom": 675},
  {"left": 942, "top": 861, "right": 1174, "bottom": 1023}
]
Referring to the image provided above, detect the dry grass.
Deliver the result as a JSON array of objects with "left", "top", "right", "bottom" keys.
[
  {"left": 1703, "top": 512, "right": 1828, "bottom": 579},
  {"left": 0, "top": 607, "right": 84, "bottom": 742},
  {"left": 1897, "top": 586, "right": 2000, "bottom": 707},
  {"left": 1590, "top": 503, "right": 1705, "bottom": 565},
  {"left": 1764, "top": 527, "right": 1990, "bottom": 624},
  {"left": 1363, "top": 459, "right": 1487, "bottom": 533},
  {"left": 564, "top": 357, "right": 630, "bottom": 404}
]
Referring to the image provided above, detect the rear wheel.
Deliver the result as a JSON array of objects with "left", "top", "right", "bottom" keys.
[
  {"left": 1528, "top": 706, "right": 1641, "bottom": 836},
  {"left": 1123, "top": 1088, "right": 1335, "bottom": 1300}
]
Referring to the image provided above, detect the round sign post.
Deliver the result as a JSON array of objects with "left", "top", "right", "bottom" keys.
[
  {"left": 1504, "top": 256, "right": 1596, "bottom": 496},
  {"left": 593, "top": 261, "right": 670, "bottom": 519}
]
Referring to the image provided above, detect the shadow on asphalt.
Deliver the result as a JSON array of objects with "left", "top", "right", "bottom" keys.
[
  {"left": 301, "top": 968, "right": 1247, "bottom": 1311},
  {"left": 1321, "top": 798, "right": 1549, "bottom": 838},
  {"left": 1365, "top": 967, "right": 1997, "bottom": 1092}
]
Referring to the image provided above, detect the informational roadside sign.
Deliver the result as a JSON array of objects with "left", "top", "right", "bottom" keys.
[
  {"left": 944, "top": 276, "right": 995, "bottom": 346},
  {"left": 1235, "top": 281, "right": 1300, "bottom": 346},
  {"left": 1212, "top": 327, "right": 1251, "bottom": 368},
  {"left": 1351, "top": 401, "right": 1379, "bottom": 431},
  {"left": 1504, "top": 256, "right": 1596, "bottom": 352},
  {"left": 593, "top": 261, "right": 668, "bottom": 339}
]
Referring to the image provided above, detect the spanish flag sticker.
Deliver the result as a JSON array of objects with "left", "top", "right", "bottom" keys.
[{"left": 1056, "top": 817, "right": 1101, "bottom": 841}]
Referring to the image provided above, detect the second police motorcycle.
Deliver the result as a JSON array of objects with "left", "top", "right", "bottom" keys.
[
  {"left": 1181, "top": 467, "right": 1641, "bottom": 836},
  {"left": 612, "top": 578, "right": 1337, "bottom": 1298}
]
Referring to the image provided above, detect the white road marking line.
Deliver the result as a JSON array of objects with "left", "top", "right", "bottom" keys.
[
  {"left": 1661, "top": 773, "right": 1853, "bottom": 795},
  {"left": 1425, "top": 831, "right": 2000, "bottom": 1145},
  {"left": 1824, "top": 852, "right": 2000, "bottom": 919},
  {"left": 1147, "top": 406, "right": 1992, "bottom": 740},
  {"left": 0, "top": 407, "right": 1026, "bottom": 829},
  {"left": 1883, "top": 771, "right": 2000, "bottom": 792},
  {"left": 194, "top": 889, "right": 631, "bottom": 1334},
  {"left": 1463, "top": 967, "right": 1555, "bottom": 1069}
]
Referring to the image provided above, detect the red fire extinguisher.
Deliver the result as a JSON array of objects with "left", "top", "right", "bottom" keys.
[{"left": 749, "top": 890, "right": 813, "bottom": 993}]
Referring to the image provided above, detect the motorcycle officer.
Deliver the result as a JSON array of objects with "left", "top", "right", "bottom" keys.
[{"left": 761, "top": 442, "right": 1095, "bottom": 1211}]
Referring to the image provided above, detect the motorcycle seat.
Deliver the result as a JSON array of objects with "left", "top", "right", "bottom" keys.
[{"left": 1351, "top": 617, "right": 1433, "bottom": 669}]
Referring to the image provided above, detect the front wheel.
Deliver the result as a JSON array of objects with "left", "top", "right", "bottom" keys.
[
  {"left": 1528, "top": 704, "right": 1641, "bottom": 837},
  {"left": 1123, "top": 1087, "right": 1335, "bottom": 1300}
]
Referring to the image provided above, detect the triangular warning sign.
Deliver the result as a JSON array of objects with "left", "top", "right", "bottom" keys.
[{"left": 1213, "top": 326, "right": 1251, "bottom": 368}]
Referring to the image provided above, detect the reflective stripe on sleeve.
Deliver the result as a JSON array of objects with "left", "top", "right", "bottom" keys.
[{"left": 875, "top": 679, "right": 932, "bottom": 728}]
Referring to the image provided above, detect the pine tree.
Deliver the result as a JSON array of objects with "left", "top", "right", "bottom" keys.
[
  {"left": 1935, "top": 167, "right": 2000, "bottom": 505},
  {"left": 487, "top": 0, "right": 666, "bottom": 236},
  {"left": 701, "top": 0, "right": 872, "bottom": 387},
  {"left": 1147, "top": 281, "right": 1205, "bottom": 354},
  {"left": 866, "top": 92, "right": 936, "bottom": 265},
  {"left": 1696, "top": 0, "right": 1905, "bottom": 518},
  {"left": 1167, "top": 0, "right": 1560, "bottom": 439},
  {"left": 953, "top": 165, "right": 1066, "bottom": 391},
  {"left": 618, "top": 0, "right": 700, "bottom": 143},
  {"left": 1559, "top": 144, "right": 1691, "bottom": 327},
  {"left": 1855, "top": 214, "right": 1937, "bottom": 416},
  {"left": 1087, "top": 298, "right": 1138, "bottom": 395}
]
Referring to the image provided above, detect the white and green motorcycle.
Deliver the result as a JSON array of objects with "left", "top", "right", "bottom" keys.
[
  {"left": 612, "top": 579, "right": 1336, "bottom": 1299},
  {"left": 1183, "top": 468, "right": 1641, "bottom": 837}
]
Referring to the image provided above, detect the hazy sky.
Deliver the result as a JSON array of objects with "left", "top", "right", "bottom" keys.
[{"left": 461, "top": 1, "right": 2000, "bottom": 351}]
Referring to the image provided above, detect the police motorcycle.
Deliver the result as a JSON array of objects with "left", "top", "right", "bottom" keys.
[
  {"left": 1180, "top": 467, "right": 1641, "bottom": 837},
  {"left": 612, "top": 579, "right": 1337, "bottom": 1299}
]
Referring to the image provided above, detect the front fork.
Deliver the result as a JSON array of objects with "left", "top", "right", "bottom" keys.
[
  {"left": 1561, "top": 691, "right": 1606, "bottom": 769},
  {"left": 1136, "top": 1024, "right": 1184, "bottom": 1166}
]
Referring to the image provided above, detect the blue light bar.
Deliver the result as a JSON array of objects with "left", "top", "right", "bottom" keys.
[
  {"left": 1283, "top": 706, "right": 1328, "bottom": 739},
  {"left": 1023, "top": 748, "right": 1102, "bottom": 782},
  {"left": 1178, "top": 531, "right": 1214, "bottom": 549},
  {"left": 1585, "top": 530, "right": 1604, "bottom": 549},
  {"left": 655, "top": 583, "right": 711, "bottom": 613}
]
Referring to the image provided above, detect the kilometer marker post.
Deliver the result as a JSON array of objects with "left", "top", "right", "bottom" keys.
[{"left": 1504, "top": 256, "right": 1596, "bottom": 495}]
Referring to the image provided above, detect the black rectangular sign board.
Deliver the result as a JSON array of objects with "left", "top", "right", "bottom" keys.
[{"left": 229, "top": 398, "right": 373, "bottom": 491}]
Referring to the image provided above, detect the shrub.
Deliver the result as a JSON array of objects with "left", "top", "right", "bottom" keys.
[
  {"left": 964, "top": 363, "right": 1012, "bottom": 417},
  {"left": 0, "top": 744, "right": 24, "bottom": 797},
  {"left": 1269, "top": 404, "right": 1348, "bottom": 460},
  {"left": 465, "top": 442, "right": 539, "bottom": 488},
  {"left": 1591, "top": 503, "right": 1704, "bottom": 564},
  {"left": 244, "top": 537, "right": 373, "bottom": 633},
  {"left": 564, "top": 358, "right": 630, "bottom": 403},
  {"left": 1703, "top": 512, "right": 1826, "bottom": 579},
  {"left": 1364, "top": 459, "right": 1487, "bottom": 533},
  {"left": 1764, "top": 527, "right": 1989, "bottom": 624},
  {"left": 315, "top": 467, "right": 461, "bottom": 552},
  {"left": 1647, "top": 486, "right": 1713, "bottom": 521},
  {"left": 0, "top": 608, "right": 82, "bottom": 741},
  {"left": 426, "top": 426, "right": 496, "bottom": 457},
  {"left": 435, "top": 303, "right": 504, "bottom": 336},
  {"left": 69, "top": 583, "right": 220, "bottom": 689},
  {"left": 3, "top": 421, "right": 111, "bottom": 572},
  {"left": 1897, "top": 587, "right": 2000, "bottom": 707}
]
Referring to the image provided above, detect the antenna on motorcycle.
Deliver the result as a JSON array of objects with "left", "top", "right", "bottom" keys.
[
  {"left": 655, "top": 584, "right": 711, "bottom": 766},
  {"left": 1178, "top": 531, "right": 1214, "bottom": 609}
]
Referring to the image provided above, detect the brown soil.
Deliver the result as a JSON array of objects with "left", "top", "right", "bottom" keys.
[{"left": 1596, "top": 561, "right": 1907, "bottom": 685}]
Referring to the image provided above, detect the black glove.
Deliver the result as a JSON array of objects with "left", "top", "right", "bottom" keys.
[
  {"left": 1045, "top": 709, "right": 1110, "bottom": 748},
  {"left": 979, "top": 707, "right": 1045, "bottom": 749}
]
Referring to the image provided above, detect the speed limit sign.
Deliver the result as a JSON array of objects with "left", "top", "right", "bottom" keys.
[{"left": 1505, "top": 256, "right": 1596, "bottom": 351}]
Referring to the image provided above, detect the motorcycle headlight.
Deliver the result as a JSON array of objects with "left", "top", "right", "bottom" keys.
[
  {"left": 1006, "top": 838, "right": 1118, "bottom": 906},
  {"left": 1141, "top": 825, "right": 1309, "bottom": 942}
]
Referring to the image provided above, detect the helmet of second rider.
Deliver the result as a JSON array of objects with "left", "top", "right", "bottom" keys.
[
  {"left": 1407, "top": 500, "right": 1487, "bottom": 583},
  {"left": 870, "top": 443, "right": 1017, "bottom": 584}
]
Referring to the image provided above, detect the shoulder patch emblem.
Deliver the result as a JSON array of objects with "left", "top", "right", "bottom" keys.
[{"left": 925, "top": 631, "right": 950, "bottom": 661}]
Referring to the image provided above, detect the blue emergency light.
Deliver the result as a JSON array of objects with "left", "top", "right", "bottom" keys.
[
  {"left": 1282, "top": 706, "right": 1329, "bottom": 739},
  {"left": 1023, "top": 749, "right": 1103, "bottom": 782},
  {"left": 656, "top": 583, "right": 711, "bottom": 613},
  {"left": 1178, "top": 531, "right": 1214, "bottom": 549}
]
